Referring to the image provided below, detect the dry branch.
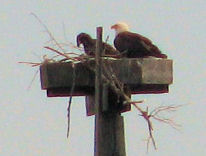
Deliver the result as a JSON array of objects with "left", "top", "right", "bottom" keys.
[
  {"left": 31, "top": 13, "right": 66, "bottom": 52},
  {"left": 133, "top": 103, "right": 181, "bottom": 151},
  {"left": 18, "top": 61, "right": 42, "bottom": 67},
  {"left": 67, "top": 63, "right": 76, "bottom": 138}
]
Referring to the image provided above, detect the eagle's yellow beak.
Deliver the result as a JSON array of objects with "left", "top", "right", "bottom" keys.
[{"left": 111, "top": 24, "right": 118, "bottom": 29}]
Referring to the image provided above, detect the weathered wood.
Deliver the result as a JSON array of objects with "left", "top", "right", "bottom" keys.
[
  {"left": 86, "top": 95, "right": 96, "bottom": 116},
  {"left": 85, "top": 89, "right": 131, "bottom": 116},
  {"left": 40, "top": 58, "right": 172, "bottom": 97},
  {"left": 95, "top": 27, "right": 103, "bottom": 114},
  {"left": 46, "top": 84, "right": 168, "bottom": 97},
  {"left": 102, "top": 83, "right": 109, "bottom": 112},
  {"left": 94, "top": 27, "right": 126, "bottom": 156},
  {"left": 95, "top": 27, "right": 103, "bottom": 156},
  {"left": 95, "top": 112, "right": 126, "bottom": 156}
]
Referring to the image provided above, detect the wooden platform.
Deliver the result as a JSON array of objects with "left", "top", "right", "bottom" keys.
[{"left": 40, "top": 58, "right": 173, "bottom": 97}]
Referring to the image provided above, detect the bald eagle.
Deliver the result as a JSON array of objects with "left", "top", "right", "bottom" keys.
[
  {"left": 111, "top": 22, "right": 167, "bottom": 58},
  {"left": 76, "top": 33, "right": 119, "bottom": 56}
]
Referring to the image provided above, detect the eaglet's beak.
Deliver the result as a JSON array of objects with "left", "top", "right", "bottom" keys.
[{"left": 77, "top": 39, "right": 81, "bottom": 47}]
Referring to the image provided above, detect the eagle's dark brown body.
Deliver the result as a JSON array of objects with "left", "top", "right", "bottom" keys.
[
  {"left": 77, "top": 33, "right": 119, "bottom": 56},
  {"left": 114, "top": 31, "right": 167, "bottom": 58}
]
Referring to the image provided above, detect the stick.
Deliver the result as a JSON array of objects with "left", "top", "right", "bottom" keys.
[{"left": 67, "top": 64, "right": 76, "bottom": 138}]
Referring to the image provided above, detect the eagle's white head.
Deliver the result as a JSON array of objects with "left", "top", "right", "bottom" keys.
[{"left": 111, "top": 22, "right": 129, "bottom": 36}]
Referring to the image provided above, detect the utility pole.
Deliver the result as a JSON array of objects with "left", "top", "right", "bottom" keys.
[
  {"left": 40, "top": 27, "right": 173, "bottom": 156},
  {"left": 94, "top": 27, "right": 126, "bottom": 156}
]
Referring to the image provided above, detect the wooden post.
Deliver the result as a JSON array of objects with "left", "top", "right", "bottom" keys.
[
  {"left": 94, "top": 26, "right": 103, "bottom": 156},
  {"left": 94, "top": 27, "right": 126, "bottom": 156},
  {"left": 95, "top": 27, "right": 103, "bottom": 113}
]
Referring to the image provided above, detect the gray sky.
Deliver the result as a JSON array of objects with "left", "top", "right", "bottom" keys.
[{"left": 0, "top": 0, "right": 206, "bottom": 155}]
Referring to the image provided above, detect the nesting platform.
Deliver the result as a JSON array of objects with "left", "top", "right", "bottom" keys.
[{"left": 40, "top": 58, "right": 173, "bottom": 97}]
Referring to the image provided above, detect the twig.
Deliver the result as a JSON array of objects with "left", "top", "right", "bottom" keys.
[
  {"left": 132, "top": 104, "right": 157, "bottom": 151},
  {"left": 18, "top": 61, "right": 42, "bottom": 67},
  {"left": 44, "top": 46, "right": 80, "bottom": 61},
  {"left": 67, "top": 63, "right": 76, "bottom": 138},
  {"left": 87, "top": 60, "right": 142, "bottom": 105},
  {"left": 27, "top": 69, "right": 39, "bottom": 91},
  {"left": 31, "top": 13, "right": 66, "bottom": 52},
  {"left": 104, "top": 59, "right": 124, "bottom": 90},
  {"left": 133, "top": 103, "right": 182, "bottom": 151},
  {"left": 150, "top": 105, "right": 182, "bottom": 130}
]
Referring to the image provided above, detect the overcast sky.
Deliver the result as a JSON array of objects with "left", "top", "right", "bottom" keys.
[{"left": 1, "top": 0, "right": 206, "bottom": 156}]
